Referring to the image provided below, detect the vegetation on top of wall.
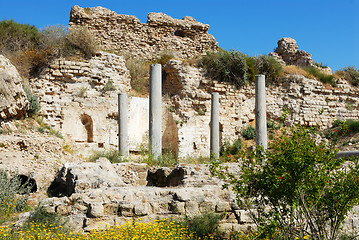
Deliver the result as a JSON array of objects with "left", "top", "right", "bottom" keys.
[
  {"left": 304, "top": 66, "right": 337, "bottom": 87},
  {"left": 199, "top": 49, "right": 283, "bottom": 88},
  {"left": 199, "top": 49, "right": 248, "bottom": 88},
  {"left": 336, "top": 66, "right": 359, "bottom": 87},
  {"left": 0, "top": 19, "right": 40, "bottom": 54},
  {"left": 0, "top": 20, "right": 99, "bottom": 78}
]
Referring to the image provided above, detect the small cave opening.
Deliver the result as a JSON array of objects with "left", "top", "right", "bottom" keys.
[
  {"left": 14, "top": 175, "right": 37, "bottom": 193},
  {"left": 174, "top": 30, "right": 187, "bottom": 37},
  {"left": 81, "top": 114, "right": 94, "bottom": 142}
]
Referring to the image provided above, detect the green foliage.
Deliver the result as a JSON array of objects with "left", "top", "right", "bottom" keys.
[
  {"left": 337, "top": 66, "right": 359, "bottom": 87},
  {"left": 23, "top": 85, "right": 40, "bottom": 117},
  {"left": 314, "top": 61, "right": 328, "bottom": 68},
  {"left": 101, "top": 79, "right": 116, "bottom": 94},
  {"left": 89, "top": 149, "right": 127, "bottom": 163},
  {"left": 142, "top": 149, "right": 179, "bottom": 167},
  {"left": 199, "top": 49, "right": 248, "bottom": 88},
  {"left": 66, "top": 26, "right": 98, "bottom": 58},
  {"left": 220, "top": 139, "right": 242, "bottom": 161},
  {"left": 0, "top": 19, "right": 40, "bottom": 53},
  {"left": 254, "top": 55, "right": 283, "bottom": 84},
  {"left": 0, "top": 170, "right": 29, "bottom": 217},
  {"left": 267, "top": 120, "right": 282, "bottom": 130},
  {"left": 211, "top": 126, "right": 359, "bottom": 240},
  {"left": 183, "top": 212, "right": 223, "bottom": 239},
  {"left": 305, "top": 66, "right": 337, "bottom": 87},
  {"left": 346, "top": 119, "right": 359, "bottom": 134},
  {"left": 241, "top": 125, "right": 255, "bottom": 140},
  {"left": 323, "top": 119, "right": 359, "bottom": 141}
]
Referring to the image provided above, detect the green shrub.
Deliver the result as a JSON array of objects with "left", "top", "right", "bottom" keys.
[
  {"left": 89, "top": 149, "right": 126, "bottom": 163},
  {"left": 66, "top": 26, "right": 98, "bottom": 58},
  {"left": 0, "top": 19, "right": 40, "bottom": 53},
  {"left": 211, "top": 126, "right": 359, "bottom": 240},
  {"left": 254, "top": 55, "right": 283, "bottom": 84},
  {"left": 241, "top": 125, "right": 255, "bottom": 140},
  {"left": 220, "top": 138, "right": 242, "bottom": 160},
  {"left": 305, "top": 66, "right": 337, "bottom": 87},
  {"left": 314, "top": 61, "right": 328, "bottom": 68},
  {"left": 23, "top": 85, "right": 40, "bottom": 117},
  {"left": 245, "top": 56, "right": 256, "bottom": 83},
  {"left": 337, "top": 66, "right": 359, "bottom": 86},
  {"left": 199, "top": 49, "right": 247, "bottom": 88},
  {"left": 346, "top": 119, "right": 359, "bottom": 134},
  {"left": 101, "top": 79, "right": 116, "bottom": 94},
  {"left": 0, "top": 170, "right": 29, "bottom": 216},
  {"left": 183, "top": 212, "right": 223, "bottom": 239}
]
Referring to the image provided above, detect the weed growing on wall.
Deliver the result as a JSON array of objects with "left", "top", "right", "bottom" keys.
[{"left": 22, "top": 85, "right": 40, "bottom": 117}]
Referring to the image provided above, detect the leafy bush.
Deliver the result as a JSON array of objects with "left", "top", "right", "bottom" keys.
[
  {"left": 0, "top": 170, "right": 29, "bottom": 216},
  {"left": 241, "top": 125, "right": 255, "bottom": 140},
  {"left": 183, "top": 212, "right": 223, "bottom": 239},
  {"left": 67, "top": 26, "right": 98, "bottom": 58},
  {"left": 346, "top": 119, "right": 359, "bottom": 134},
  {"left": 220, "top": 138, "right": 242, "bottom": 161},
  {"left": 199, "top": 49, "right": 248, "bottom": 88},
  {"left": 0, "top": 19, "right": 40, "bottom": 53},
  {"left": 254, "top": 55, "right": 283, "bottom": 84},
  {"left": 314, "top": 61, "right": 328, "bottom": 68},
  {"left": 337, "top": 66, "right": 359, "bottom": 86},
  {"left": 23, "top": 85, "right": 40, "bottom": 117},
  {"left": 211, "top": 126, "right": 359, "bottom": 240},
  {"left": 305, "top": 66, "right": 337, "bottom": 87}
]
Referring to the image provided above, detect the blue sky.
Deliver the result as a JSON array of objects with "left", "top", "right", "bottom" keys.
[{"left": 1, "top": 0, "right": 358, "bottom": 71}]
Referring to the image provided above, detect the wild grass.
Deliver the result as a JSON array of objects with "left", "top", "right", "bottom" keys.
[{"left": 89, "top": 149, "right": 127, "bottom": 163}]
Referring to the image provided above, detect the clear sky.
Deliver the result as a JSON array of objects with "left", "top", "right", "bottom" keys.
[{"left": 1, "top": 0, "right": 358, "bottom": 71}]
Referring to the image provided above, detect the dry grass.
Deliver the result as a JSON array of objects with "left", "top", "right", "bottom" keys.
[{"left": 283, "top": 65, "right": 312, "bottom": 78}]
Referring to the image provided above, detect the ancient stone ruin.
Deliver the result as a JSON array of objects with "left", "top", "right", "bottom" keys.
[
  {"left": 69, "top": 5, "right": 218, "bottom": 60},
  {"left": 269, "top": 37, "right": 332, "bottom": 74},
  {"left": 0, "top": 55, "right": 28, "bottom": 121}
]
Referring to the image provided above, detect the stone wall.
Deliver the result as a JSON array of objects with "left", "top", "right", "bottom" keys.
[
  {"left": 29, "top": 52, "right": 134, "bottom": 156},
  {"left": 163, "top": 60, "right": 359, "bottom": 158},
  {"left": 0, "top": 55, "right": 28, "bottom": 121},
  {"left": 69, "top": 5, "right": 218, "bottom": 60}
]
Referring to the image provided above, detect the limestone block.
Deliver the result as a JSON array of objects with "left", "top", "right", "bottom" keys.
[
  {"left": 118, "top": 203, "right": 134, "bottom": 217},
  {"left": 57, "top": 205, "right": 72, "bottom": 215},
  {"left": 103, "top": 203, "right": 119, "bottom": 215},
  {"left": 84, "top": 216, "right": 115, "bottom": 231},
  {"left": 88, "top": 203, "right": 104, "bottom": 218}
]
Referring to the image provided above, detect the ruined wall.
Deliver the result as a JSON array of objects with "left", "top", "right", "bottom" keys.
[
  {"left": 163, "top": 60, "right": 359, "bottom": 158},
  {"left": 69, "top": 5, "right": 218, "bottom": 60},
  {"left": 30, "top": 52, "right": 178, "bottom": 157},
  {"left": 30, "top": 52, "right": 133, "bottom": 155}
]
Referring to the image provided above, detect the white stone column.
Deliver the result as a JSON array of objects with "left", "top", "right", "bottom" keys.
[
  {"left": 118, "top": 93, "right": 129, "bottom": 156},
  {"left": 149, "top": 64, "right": 162, "bottom": 158},
  {"left": 210, "top": 92, "right": 220, "bottom": 158},
  {"left": 255, "top": 75, "right": 267, "bottom": 150}
]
